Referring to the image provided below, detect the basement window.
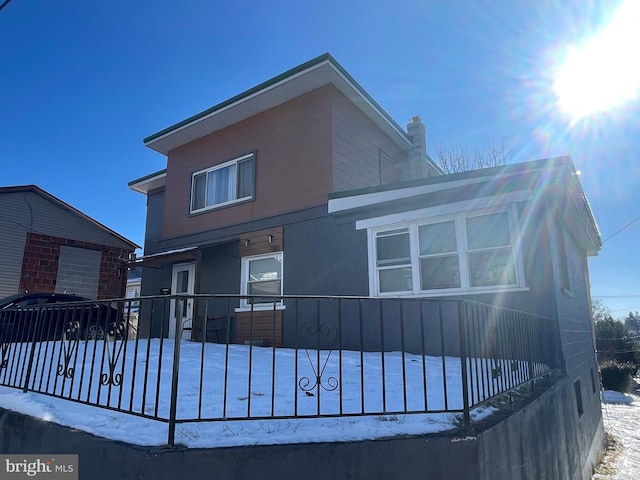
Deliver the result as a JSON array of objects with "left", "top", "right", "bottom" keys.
[{"left": 574, "top": 380, "right": 584, "bottom": 416}]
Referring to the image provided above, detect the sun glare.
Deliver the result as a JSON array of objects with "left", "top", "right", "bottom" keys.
[{"left": 554, "top": 0, "right": 640, "bottom": 120}]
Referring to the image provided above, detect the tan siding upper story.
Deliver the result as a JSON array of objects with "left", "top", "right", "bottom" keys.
[
  {"left": 162, "top": 86, "right": 334, "bottom": 240},
  {"left": 331, "top": 88, "right": 410, "bottom": 191},
  {"left": 160, "top": 84, "right": 411, "bottom": 241}
]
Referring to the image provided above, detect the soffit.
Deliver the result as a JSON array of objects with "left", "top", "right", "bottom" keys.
[{"left": 128, "top": 170, "right": 167, "bottom": 194}]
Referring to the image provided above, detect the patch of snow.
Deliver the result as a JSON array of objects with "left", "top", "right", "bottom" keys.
[
  {"left": 595, "top": 389, "right": 640, "bottom": 479},
  {"left": 601, "top": 390, "right": 633, "bottom": 405}
]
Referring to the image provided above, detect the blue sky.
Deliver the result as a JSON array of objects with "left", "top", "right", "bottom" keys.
[{"left": 1, "top": 0, "right": 638, "bottom": 317}]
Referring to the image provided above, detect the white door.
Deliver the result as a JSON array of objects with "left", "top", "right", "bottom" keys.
[{"left": 169, "top": 263, "right": 195, "bottom": 339}]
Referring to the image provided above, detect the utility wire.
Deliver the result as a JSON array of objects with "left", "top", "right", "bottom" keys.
[
  {"left": 610, "top": 306, "right": 640, "bottom": 314},
  {"left": 593, "top": 295, "right": 640, "bottom": 299},
  {"left": 0, "top": 0, "right": 13, "bottom": 13},
  {"left": 602, "top": 214, "right": 640, "bottom": 243}
]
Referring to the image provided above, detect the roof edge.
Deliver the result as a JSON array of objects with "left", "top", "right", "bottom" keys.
[
  {"left": 143, "top": 53, "right": 411, "bottom": 148},
  {"left": 0, "top": 185, "right": 140, "bottom": 250},
  {"left": 329, "top": 155, "right": 574, "bottom": 200}
]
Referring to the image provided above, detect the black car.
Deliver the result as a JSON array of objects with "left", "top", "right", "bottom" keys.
[{"left": 0, "top": 292, "right": 124, "bottom": 343}]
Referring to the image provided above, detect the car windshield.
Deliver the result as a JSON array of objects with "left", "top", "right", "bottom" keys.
[
  {"left": 0, "top": 293, "right": 89, "bottom": 309},
  {"left": 0, "top": 294, "right": 26, "bottom": 308}
]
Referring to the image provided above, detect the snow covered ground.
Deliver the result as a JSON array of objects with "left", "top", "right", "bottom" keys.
[
  {"left": 0, "top": 339, "right": 497, "bottom": 447},
  {"left": 3, "top": 336, "right": 636, "bottom": 477},
  {"left": 594, "top": 388, "right": 640, "bottom": 480}
]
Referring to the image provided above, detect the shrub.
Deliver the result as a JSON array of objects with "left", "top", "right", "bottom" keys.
[
  {"left": 595, "top": 317, "right": 640, "bottom": 368},
  {"left": 599, "top": 360, "right": 638, "bottom": 392}
]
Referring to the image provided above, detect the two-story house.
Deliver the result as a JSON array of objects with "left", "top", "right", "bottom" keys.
[
  {"left": 129, "top": 53, "right": 443, "bottom": 342},
  {"left": 127, "top": 52, "right": 602, "bottom": 479}
]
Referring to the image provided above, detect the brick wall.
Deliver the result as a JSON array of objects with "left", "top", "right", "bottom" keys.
[{"left": 19, "top": 233, "right": 132, "bottom": 299}]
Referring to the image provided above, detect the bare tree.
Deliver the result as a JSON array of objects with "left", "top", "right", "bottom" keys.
[
  {"left": 435, "top": 138, "right": 511, "bottom": 174},
  {"left": 591, "top": 298, "right": 613, "bottom": 323}
]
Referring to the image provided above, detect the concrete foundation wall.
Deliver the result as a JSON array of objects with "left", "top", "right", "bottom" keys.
[{"left": 478, "top": 376, "right": 603, "bottom": 480}]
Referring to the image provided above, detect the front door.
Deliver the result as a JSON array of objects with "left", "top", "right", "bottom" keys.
[{"left": 169, "top": 263, "right": 195, "bottom": 339}]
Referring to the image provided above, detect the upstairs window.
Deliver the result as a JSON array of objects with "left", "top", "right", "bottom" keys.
[
  {"left": 371, "top": 206, "right": 524, "bottom": 296},
  {"left": 190, "top": 152, "right": 255, "bottom": 213}
]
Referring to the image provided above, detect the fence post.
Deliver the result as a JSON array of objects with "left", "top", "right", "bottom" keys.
[
  {"left": 22, "top": 309, "right": 43, "bottom": 393},
  {"left": 457, "top": 301, "right": 471, "bottom": 432},
  {"left": 526, "top": 317, "right": 536, "bottom": 393},
  {"left": 167, "top": 298, "right": 184, "bottom": 447}
]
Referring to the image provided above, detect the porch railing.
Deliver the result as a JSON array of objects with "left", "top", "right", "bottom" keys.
[{"left": 0, "top": 295, "right": 559, "bottom": 446}]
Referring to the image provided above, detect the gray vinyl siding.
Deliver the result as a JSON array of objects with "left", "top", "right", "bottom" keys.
[
  {"left": 0, "top": 220, "right": 27, "bottom": 298},
  {"left": 550, "top": 212, "right": 598, "bottom": 379},
  {"left": 548, "top": 211, "right": 603, "bottom": 480},
  {"left": 283, "top": 214, "right": 369, "bottom": 297},
  {"left": 144, "top": 189, "right": 165, "bottom": 254},
  {"left": 0, "top": 191, "right": 132, "bottom": 251}
]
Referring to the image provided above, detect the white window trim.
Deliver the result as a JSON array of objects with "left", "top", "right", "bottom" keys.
[
  {"left": 367, "top": 204, "right": 527, "bottom": 298},
  {"left": 190, "top": 152, "right": 254, "bottom": 214},
  {"left": 236, "top": 251, "right": 285, "bottom": 312}
]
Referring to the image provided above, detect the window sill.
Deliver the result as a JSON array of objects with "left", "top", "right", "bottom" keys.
[
  {"left": 235, "top": 305, "right": 286, "bottom": 313},
  {"left": 560, "top": 286, "right": 574, "bottom": 298},
  {"left": 375, "top": 286, "right": 530, "bottom": 298}
]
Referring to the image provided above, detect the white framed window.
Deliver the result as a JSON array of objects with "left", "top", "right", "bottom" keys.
[
  {"left": 190, "top": 152, "right": 255, "bottom": 213},
  {"left": 369, "top": 205, "right": 525, "bottom": 296},
  {"left": 239, "top": 252, "right": 284, "bottom": 309}
]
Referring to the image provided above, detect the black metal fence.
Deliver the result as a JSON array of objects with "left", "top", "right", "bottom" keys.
[{"left": 0, "top": 295, "right": 559, "bottom": 445}]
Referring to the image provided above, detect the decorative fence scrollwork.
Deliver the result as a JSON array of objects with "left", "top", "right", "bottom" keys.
[
  {"left": 57, "top": 319, "right": 82, "bottom": 379},
  {"left": 0, "top": 340, "right": 9, "bottom": 370},
  {"left": 298, "top": 321, "right": 339, "bottom": 394},
  {"left": 100, "top": 321, "right": 126, "bottom": 386}
]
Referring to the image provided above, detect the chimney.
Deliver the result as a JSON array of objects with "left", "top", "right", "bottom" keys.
[{"left": 407, "top": 116, "right": 427, "bottom": 178}]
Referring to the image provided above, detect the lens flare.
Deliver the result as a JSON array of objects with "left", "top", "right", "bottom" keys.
[{"left": 554, "top": 0, "right": 640, "bottom": 120}]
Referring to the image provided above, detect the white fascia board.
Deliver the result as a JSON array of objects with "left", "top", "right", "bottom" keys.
[
  {"left": 567, "top": 180, "right": 601, "bottom": 255},
  {"left": 354, "top": 190, "right": 532, "bottom": 230},
  {"left": 129, "top": 172, "right": 167, "bottom": 194}
]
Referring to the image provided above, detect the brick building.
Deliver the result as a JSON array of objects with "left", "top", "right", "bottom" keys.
[{"left": 0, "top": 185, "right": 138, "bottom": 300}]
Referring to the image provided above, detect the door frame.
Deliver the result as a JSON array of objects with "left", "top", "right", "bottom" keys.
[{"left": 168, "top": 262, "right": 195, "bottom": 339}]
